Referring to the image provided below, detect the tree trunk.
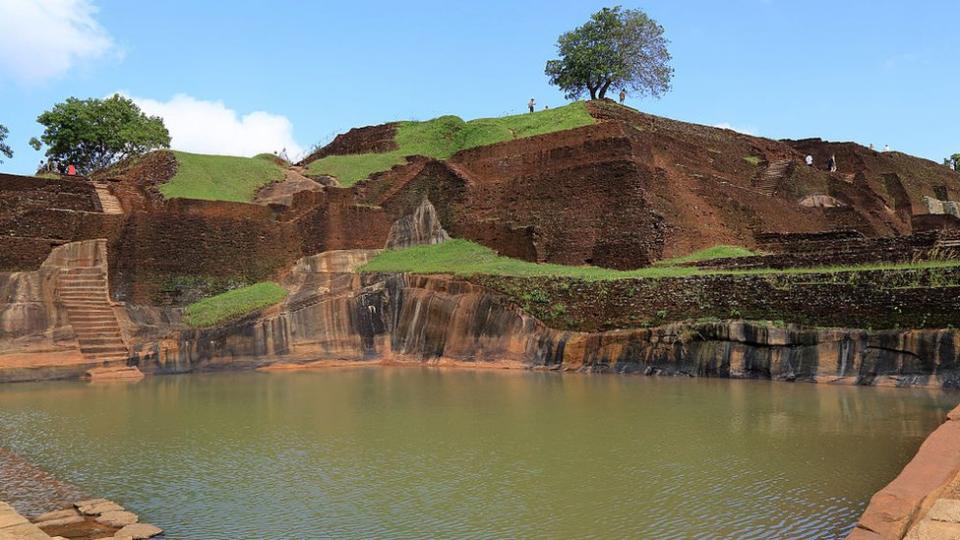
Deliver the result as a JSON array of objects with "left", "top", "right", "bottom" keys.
[{"left": 598, "top": 79, "right": 612, "bottom": 100}]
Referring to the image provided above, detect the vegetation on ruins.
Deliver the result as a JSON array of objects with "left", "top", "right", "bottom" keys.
[
  {"left": 362, "top": 239, "right": 960, "bottom": 282},
  {"left": 544, "top": 6, "right": 673, "bottom": 101},
  {"left": 160, "top": 151, "right": 284, "bottom": 202},
  {"left": 0, "top": 124, "right": 12, "bottom": 163},
  {"left": 31, "top": 94, "right": 170, "bottom": 175},
  {"left": 182, "top": 282, "right": 288, "bottom": 327},
  {"left": 362, "top": 239, "right": 702, "bottom": 279},
  {"left": 308, "top": 102, "right": 595, "bottom": 186},
  {"left": 653, "top": 245, "right": 758, "bottom": 266}
]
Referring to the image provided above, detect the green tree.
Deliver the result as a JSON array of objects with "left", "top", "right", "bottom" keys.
[
  {"left": 948, "top": 153, "right": 960, "bottom": 172},
  {"left": 0, "top": 124, "right": 12, "bottom": 163},
  {"left": 545, "top": 6, "right": 673, "bottom": 101},
  {"left": 33, "top": 94, "right": 170, "bottom": 174}
]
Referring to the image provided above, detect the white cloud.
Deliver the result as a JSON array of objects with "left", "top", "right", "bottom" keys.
[
  {"left": 126, "top": 93, "right": 304, "bottom": 159},
  {"left": 713, "top": 122, "right": 758, "bottom": 136},
  {"left": 0, "top": 0, "right": 114, "bottom": 83}
]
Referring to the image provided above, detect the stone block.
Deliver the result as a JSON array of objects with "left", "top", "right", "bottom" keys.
[
  {"left": 929, "top": 499, "right": 960, "bottom": 523},
  {"left": 115, "top": 523, "right": 162, "bottom": 539}
]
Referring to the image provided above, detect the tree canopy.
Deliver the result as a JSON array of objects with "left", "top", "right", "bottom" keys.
[
  {"left": 947, "top": 153, "right": 960, "bottom": 172},
  {"left": 0, "top": 124, "right": 12, "bottom": 163},
  {"left": 545, "top": 6, "right": 673, "bottom": 101},
  {"left": 32, "top": 94, "right": 170, "bottom": 174}
]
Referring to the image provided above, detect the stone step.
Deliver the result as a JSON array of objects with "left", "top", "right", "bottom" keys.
[
  {"left": 94, "top": 355, "right": 132, "bottom": 363},
  {"left": 80, "top": 345, "right": 128, "bottom": 355},
  {"left": 67, "top": 315, "right": 116, "bottom": 321},
  {"left": 59, "top": 280, "right": 106, "bottom": 287},
  {"left": 58, "top": 287, "right": 106, "bottom": 292},
  {"left": 61, "top": 296, "right": 110, "bottom": 301},
  {"left": 61, "top": 300, "right": 111, "bottom": 305},
  {"left": 61, "top": 267, "right": 103, "bottom": 274},
  {"left": 76, "top": 335, "right": 124, "bottom": 344},
  {"left": 65, "top": 311, "right": 116, "bottom": 317},
  {"left": 68, "top": 316, "right": 119, "bottom": 322}
]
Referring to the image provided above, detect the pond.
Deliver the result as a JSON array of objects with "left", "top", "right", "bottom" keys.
[{"left": 1, "top": 368, "right": 956, "bottom": 539}]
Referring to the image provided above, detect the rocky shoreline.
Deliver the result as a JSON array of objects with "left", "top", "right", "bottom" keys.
[
  {"left": 1, "top": 448, "right": 162, "bottom": 540},
  {"left": 850, "top": 403, "right": 960, "bottom": 539}
]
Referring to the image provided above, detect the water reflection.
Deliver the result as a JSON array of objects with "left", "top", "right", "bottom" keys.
[{"left": 0, "top": 369, "right": 956, "bottom": 539}]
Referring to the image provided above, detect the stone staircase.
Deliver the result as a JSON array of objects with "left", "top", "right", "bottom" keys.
[
  {"left": 755, "top": 159, "right": 792, "bottom": 196},
  {"left": 58, "top": 266, "right": 128, "bottom": 364},
  {"left": 91, "top": 180, "right": 122, "bottom": 214}
]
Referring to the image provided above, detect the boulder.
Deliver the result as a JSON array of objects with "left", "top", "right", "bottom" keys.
[{"left": 115, "top": 523, "right": 163, "bottom": 539}]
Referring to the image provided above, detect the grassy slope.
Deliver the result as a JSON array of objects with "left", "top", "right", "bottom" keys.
[
  {"left": 160, "top": 151, "right": 284, "bottom": 202},
  {"left": 308, "top": 102, "right": 595, "bottom": 186},
  {"left": 654, "top": 245, "right": 757, "bottom": 266},
  {"left": 361, "top": 239, "right": 960, "bottom": 281},
  {"left": 183, "top": 282, "right": 288, "bottom": 327}
]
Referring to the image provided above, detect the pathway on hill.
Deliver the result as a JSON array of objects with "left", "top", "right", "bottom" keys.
[
  {"left": 90, "top": 180, "right": 122, "bottom": 214},
  {"left": 755, "top": 159, "right": 793, "bottom": 196}
]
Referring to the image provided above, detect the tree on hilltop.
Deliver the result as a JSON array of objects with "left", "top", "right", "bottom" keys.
[
  {"left": 946, "top": 153, "right": 960, "bottom": 172},
  {"left": 545, "top": 6, "right": 673, "bottom": 101},
  {"left": 31, "top": 94, "right": 170, "bottom": 175},
  {"left": 0, "top": 124, "right": 12, "bottom": 163}
]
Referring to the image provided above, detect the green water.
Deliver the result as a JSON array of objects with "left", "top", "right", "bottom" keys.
[{"left": 0, "top": 368, "right": 956, "bottom": 539}]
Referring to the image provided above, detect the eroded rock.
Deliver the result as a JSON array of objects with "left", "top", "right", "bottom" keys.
[
  {"left": 115, "top": 522, "right": 162, "bottom": 539},
  {"left": 96, "top": 510, "right": 138, "bottom": 527},
  {"left": 75, "top": 498, "right": 123, "bottom": 515}
]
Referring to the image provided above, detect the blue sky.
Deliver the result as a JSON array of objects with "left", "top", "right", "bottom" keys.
[{"left": 0, "top": 0, "right": 957, "bottom": 174}]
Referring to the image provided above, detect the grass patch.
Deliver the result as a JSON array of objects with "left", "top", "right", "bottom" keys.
[
  {"left": 183, "top": 282, "right": 288, "bottom": 328},
  {"left": 160, "top": 151, "right": 284, "bottom": 202},
  {"left": 361, "top": 239, "right": 701, "bottom": 280},
  {"left": 361, "top": 239, "right": 960, "bottom": 282},
  {"left": 308, "top": 102, "right": 595, "bottom": 186},
  {"left": 654, "top": 245, "right": 757, "bottom": 266},
  {"left": 743, "top": 155, "right": 761, "bottom": 166}
]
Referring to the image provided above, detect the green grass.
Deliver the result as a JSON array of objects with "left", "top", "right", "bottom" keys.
[
  {"left": 183, "top": 282, "right": 289, "bottom": 327},
  {"left": 361, "top": 239, "right": 960, "bottom": 282},
  {"left": 308, "top": 102, "right": 595, "bottom": 186},
  {"left": 654, "top": 245, "right": 757, "bottom": 266},
  {"left": 361, "top": 239, "right": 702, "bottom": 280},
  {"left": 159, "top": 151, "right": 284, "bottom": 202},
  {"left": 743, "top": 155, "right": 761, "bottom": 166}
]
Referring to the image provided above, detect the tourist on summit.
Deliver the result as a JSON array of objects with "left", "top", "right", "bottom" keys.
[
  {"left": 828, "top": 154, "right": 837, "bottom": 172},
  {"left": 528, "top": 98, "right": 536, "bottom": 113},
  {"left": 883, "top": 144, "right": 890, "bottom": 152},
  {"left": 805, "top": 155, "right": 814, "bottom": 167},
  {"left": 619, "top": 89, "right": 626, "bottom": 103}
]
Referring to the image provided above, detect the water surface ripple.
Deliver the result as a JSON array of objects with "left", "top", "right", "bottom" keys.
[{"left": 0, "top": 369, "right": 955, "bottom": 539}]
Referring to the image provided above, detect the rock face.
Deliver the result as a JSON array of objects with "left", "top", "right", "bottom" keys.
[
  {"left": 120, "top": 253, "right": 960, "bottom": 388},
  {"left": 384, "top": 199, "right": 450, "bottom": 249}
]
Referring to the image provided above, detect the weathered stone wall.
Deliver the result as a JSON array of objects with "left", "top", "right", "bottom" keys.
[
  {"left": 699, "top": 231, "right": 955, "bottom": 270},
  {"left": 120, "top": 263, "right": 960, "bottom": 389},
  {"left": 0, "top": 173, "right": 123, "bottom": 271},
  {"left": 473, "top": 267, "right": 960, "bottom": 331}
]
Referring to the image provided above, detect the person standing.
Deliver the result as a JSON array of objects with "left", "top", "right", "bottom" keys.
[
  {"left": 805, "top": 155, "right": 814, "bottom": 167},
  {"left": 619, "top": 89, "right": 626, "bottom": 103},
  {"left": 883, "top": 144, "right": 890, "bottom": 152},
  {"left": 828, "top": 154, "right": 837, "bottom": 172},
  {"left": 528, "top": 98, "right": 536, "bottom": 113}
]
